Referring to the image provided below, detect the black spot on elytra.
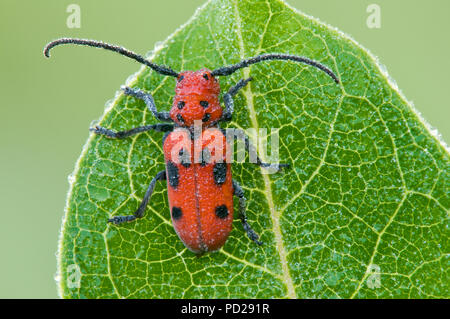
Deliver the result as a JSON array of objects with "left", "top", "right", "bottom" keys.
[
  {"left": 167, "top": 161, "right": 179, "bottom": 188},
  {"left": 177, "top": 101, "right": 185, "bottom": 109},
  {"left": 215, "top": 205, "right": 228, "bottom": 219},
  {"left": 176, "top": 114, "right": 184, "bottom": 124},
  {"left": 202, "top": 113, "right": 211, "bottom": 122},
  {"left": 213, "top": 163, "right": 227, "bottom": 185},
  {"left": 203, "top": 73, "right": 209, "bottom": 80},
  {"left": 172, "top": 206, "right": 182, "bottom": 220},
  {"left": 178, "top": 75, "right": 184, "bottom": 82},
  {"left": 200, "top": 100, "right": 209, "bottom": 108},
  {"left": 179, "top": 148, "right": 190, "bottom": 168}
]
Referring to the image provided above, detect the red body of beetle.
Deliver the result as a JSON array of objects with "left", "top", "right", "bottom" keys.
[
  {"left": 44, "top": 38, "right": 338, "bottom": 254},
  {"left": 165, "top": 70, "right": 234, "bottom": 253}
]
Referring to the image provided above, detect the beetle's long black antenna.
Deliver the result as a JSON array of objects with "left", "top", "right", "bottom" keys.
[
  {"left": 211, "top": 53, "right": 339, "bottom": 84},
  {"left": 44, "top": 38, "right": 179, "bottom": 77}
]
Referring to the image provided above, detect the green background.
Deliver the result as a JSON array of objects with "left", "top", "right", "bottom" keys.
[{"left": 0, "top": 0, "right": 448, "bottom": 298}]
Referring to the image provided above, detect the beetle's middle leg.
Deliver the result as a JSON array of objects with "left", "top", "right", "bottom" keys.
[
  {"left": 242, "top": 133, "right": 290, "bottom": 171},
  {"left": 91, "top": 123, "right": 173, "bottom": 139},
  {"left": 225, "top": 130, "right": 289, "bottom": 171},
  {"left": 232, "top": 180, "right": 263, "bottom": 246},
  {"left": 108, "top": 170, "right": 166, "bottom": 225}
]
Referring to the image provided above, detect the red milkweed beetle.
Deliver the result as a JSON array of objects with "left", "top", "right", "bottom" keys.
[{"left": 44, "top": 38, "right": 339, "bottom": 254}]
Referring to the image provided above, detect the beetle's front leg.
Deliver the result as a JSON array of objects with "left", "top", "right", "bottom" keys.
[
  {"left": 221, "top": 77, "right": 253, "bottom": 122},
  {"left": 121, "top": 86, "right": 172, "bottom": 122}
]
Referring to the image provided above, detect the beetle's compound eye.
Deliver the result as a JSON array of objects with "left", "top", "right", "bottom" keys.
[
  {"left": 199, "top": 100, "right": 209, "bottom": 108},
  {"left": 177, "top": 101, "right": 185, "bottom": 109},
  {"left": 178, "top": 75, "right": 184, "bottom": 82},
  {"left": 203, "top": 73, "right": 209, "bottom": 80}
]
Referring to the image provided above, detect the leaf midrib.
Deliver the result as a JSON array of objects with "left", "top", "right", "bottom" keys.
[{"left": 233, "top": 0, "right": 296, "bottom": 298}]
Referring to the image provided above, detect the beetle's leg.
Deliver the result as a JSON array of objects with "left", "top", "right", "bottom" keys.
[
  {"left": 121, "top": 86, "right": 172, "bottom": 122},
  {"left": 232, "top": 180, "right": 263, "bottom": 245},
  {"left": 224, "top": 130, "right": 289, "bottom": 171},
  {"left": 221, "top": 77, "right": 253, "bottom": 122},
  {"left": 91, "top": 123, "right": 173, "bottom": 139},
  {"left": 108, "top": 170, "right": 166, "bottom": 225},
  {"left": 242, "top": 133, "right": 290, "bottom": 171}
]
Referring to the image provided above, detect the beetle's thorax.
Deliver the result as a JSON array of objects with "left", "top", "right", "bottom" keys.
[{"left": 170, "top": 69, "right": 222, "bottom": 127}]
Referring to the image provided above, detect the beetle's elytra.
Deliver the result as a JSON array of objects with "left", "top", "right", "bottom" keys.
[{"left": 44, "top": 38, "right": 338, "bottom": 254}]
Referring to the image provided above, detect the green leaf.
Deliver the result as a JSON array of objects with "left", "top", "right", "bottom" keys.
[{"left": 57, "top": 0, "right": 449, "bottom": 298}]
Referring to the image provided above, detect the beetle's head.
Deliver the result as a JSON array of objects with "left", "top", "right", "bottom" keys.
[
  {"left": 170, "top": 69, "right": 222, "bottom": 127},
  {"left": 44, "top": 39, "right": 340, "bottom": 130}
]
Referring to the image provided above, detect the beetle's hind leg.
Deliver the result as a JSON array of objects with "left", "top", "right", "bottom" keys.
[
  {"left": 108, "top": 170, "right": 166, "bottom": 225},
  {"left": 232, "top": 180, "right": 263, "bottom": 246}
]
